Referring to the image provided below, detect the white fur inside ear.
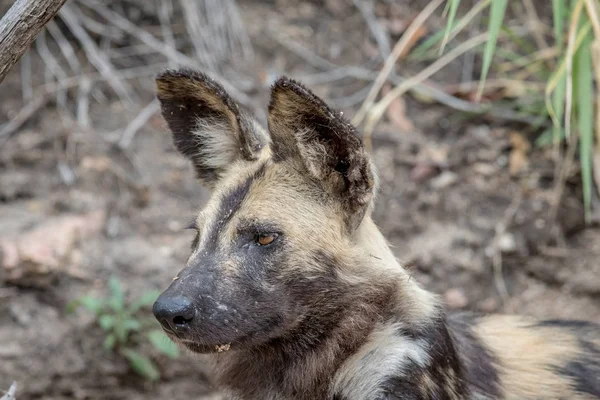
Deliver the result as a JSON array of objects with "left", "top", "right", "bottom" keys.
[
  {"left": 192, "top": 116, "right": 240, "bottom": 171},
  {"left": 296, "top": 128, "right": 332, "bottom": 180}
]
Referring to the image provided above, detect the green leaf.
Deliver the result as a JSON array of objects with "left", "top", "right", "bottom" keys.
[
  {"left": 121, "top": 349, "right": 160, "bottom": 381},
  {"left": 66, "top": 299, "right": 80, "bottom": 314},
  {"left": 575, "top": 27, "right": 593, "bottom": 222},
  {"left": 147, "top": 330, "right": 180, "bottom": 359},
  {"left": 114, "top": 319, "right": 128, "bottom": 345},
  {"left": 98, "top": 314, "right": 115, "bottom": 331},
  {"left": 130, "top": 290, "right": 161, "bottom": 313},
  {"left": 536, "top": 127, "right": 566, "bottom": 147},
  {"left": 103, "top": 333, "right": 117, "bottom": 350},
  {"left": 545, "top": 22, "right": 592, "bottom": 124},
  {"left": 80, "top": 295, "right": 105, "bottom": 314},
  {"left": 477, "top": 0, "right": 508, "bottom": 100},
  {"left": 108, "top": 275, "right": 125, "bottom": 312},
  {"left": 123, "top": 318, "right": 142, "bottom": 332},
  {"left": 552, "top": 0, "right": 565, "bottom": 52},
  {"left": 440, "top": 0, "right": 461, "bottom": 53}
]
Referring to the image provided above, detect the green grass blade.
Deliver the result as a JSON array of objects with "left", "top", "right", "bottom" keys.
[
  {"left": 440, "top": 0, "right": 461, "bottom": 53},
  {"left": 552, "top": 0, "right": 565, "bottom": 52},
  {"left": 545, "top": 22, "right": 592, "bottom": 124},
  {"left": 552, "top": 74, "right": 567, "bottom": 144},
  {"left": 575, "top": 27, "right": 594, "bottom": 222},
  {"left": 411, "top": 22, "right": 458, "bottom": 58},
  {"left": 411, "top": 0, "right": 491, "bottom": 59},
  {"left": 477, "top": 0, "right": 508, "bottom": 100}
]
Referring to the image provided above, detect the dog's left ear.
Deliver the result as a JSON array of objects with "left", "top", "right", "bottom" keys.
[
  {"left": 156, "top": 69, "right": 269, "bottom": 188},
  {"left": 268, "top": 77, "right": 376, "bottom": 230}
]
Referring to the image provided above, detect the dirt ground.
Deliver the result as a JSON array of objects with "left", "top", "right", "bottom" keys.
[{"left": 1, "top": 1, "right": 599, "bottom": 399}]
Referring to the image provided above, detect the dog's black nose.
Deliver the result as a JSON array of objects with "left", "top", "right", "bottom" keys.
[{"left": 153, "top": 295, "right": 196, "bottom": 331}]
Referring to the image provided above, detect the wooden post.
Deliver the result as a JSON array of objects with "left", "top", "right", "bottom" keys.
[{"left": 0, "top": 0, "right": 68, "bottom": 84}]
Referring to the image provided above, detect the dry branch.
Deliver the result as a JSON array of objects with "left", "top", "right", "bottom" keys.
[
  {"left": 0, "top": 0, "right": 68, "bottom": 83},
  {"left": 58, "top": 3, "right": 135, "bottom": 104},
  {"left": 352, "top": 0, "right": 445, "bottom": 126},
  {"left": 81, "top": 0, "right": 255, "bottom": 110},
  {"left": 0, "top": 382, "right": 17, "bottom": 400}
]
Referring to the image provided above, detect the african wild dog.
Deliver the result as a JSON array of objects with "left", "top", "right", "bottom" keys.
[{"left": 152, "top": 68, "right": 600, "bottom": 400}]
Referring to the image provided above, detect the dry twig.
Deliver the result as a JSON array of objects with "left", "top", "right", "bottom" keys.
[
  {"left": 522, "top": 0, "right": 551, "bottom": 55},
  {"left": 0, "top": 63, "right": 169, "bottom": 141},
  {"left": 20, "top": 49, "right": 32, "bottom": 101},
  {"left": 564, "top": 1, "right": 586, "bottom": 141},
  {"left": 0, "top": 0, "right": 68, "bottom": 83},
  {"left": 81, "top": 0, "right": 254, "bottom": 110},
  {"left": 58, "top": 3, "right": 134, "bottom": 104},
  {"left": 353, "top": 0, "right": 391, "bottom": 59},
  {"left": 0, "top": 382, "right": 17, "bottom": 400},
  {"left": 118, "top": 100, "right": 160, "bottom": 149},
  {"left": 272, "top": 30, "right": 539, "bottom": 125},
  {"left": 362, "top": 32, "right": 491, "bottom": 149},
  {"left": 46, "top": 20, "right": 82, "bottom": 74},
  {"left": 353, "top": 0, "right": 445, "bottom": 126},
  {"left": 492, "top": 191, "right": 523, "bottom": 305}
]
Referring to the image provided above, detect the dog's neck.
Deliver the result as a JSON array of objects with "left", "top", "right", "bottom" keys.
[{"left": 355, "top": 216, "right": 441, "bottom": 323}]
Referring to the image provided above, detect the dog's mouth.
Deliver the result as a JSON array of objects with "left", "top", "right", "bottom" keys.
[
  {"left": 162, "top": 329, "right": 236, "bottom": 354},
  {"left": 182, "top": 340, "right": 233, "bottom": 353}
]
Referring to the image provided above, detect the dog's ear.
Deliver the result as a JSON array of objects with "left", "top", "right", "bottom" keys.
[
  {"left": 156, "top": 69, "right": 269, "bottom": 187},
  {"left": 268, "top": 77, "right": 375, "bottom": 230}
]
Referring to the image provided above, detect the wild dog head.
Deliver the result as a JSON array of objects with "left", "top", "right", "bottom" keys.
[{"left": 152, "top": 69, "right": 381, "bottom": 354}]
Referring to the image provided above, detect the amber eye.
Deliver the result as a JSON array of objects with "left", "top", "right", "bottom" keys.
[{"left": 256, "top": 233, "right": 278, "bottom": 246}]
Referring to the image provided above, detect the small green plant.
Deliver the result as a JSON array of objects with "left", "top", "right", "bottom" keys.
[{"left": 68, "top": 275, "right": 179, "bottom": 381}]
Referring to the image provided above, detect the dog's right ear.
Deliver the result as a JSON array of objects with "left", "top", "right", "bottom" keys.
[{"left": 156, "top": 69, "right": 269, "bottom": 187}]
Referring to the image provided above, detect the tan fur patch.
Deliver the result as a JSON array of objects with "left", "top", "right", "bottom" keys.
[{"left": 474, "top": 316, "right": 592, "bottom": 399}]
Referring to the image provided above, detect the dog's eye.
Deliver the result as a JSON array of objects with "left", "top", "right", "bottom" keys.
[
  {"left": 256, "top": 233, "right": 278, "bottom": 246},
  {"left": 184, "top": 220, "right": 200, "bottom": 249},
  {"left": 184, "top": 219, "right": 199, "bottom": 231}
]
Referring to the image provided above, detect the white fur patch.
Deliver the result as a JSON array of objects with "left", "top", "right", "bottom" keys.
[
  {"left": 192, "top": 117, "right": 239, "bottom": 171},
  {"left": 331, "top": 323, "right": 431, "bottom": 399}
]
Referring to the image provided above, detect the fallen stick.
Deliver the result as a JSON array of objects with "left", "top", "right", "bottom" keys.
[
  {"left": 0, "top": 382, "right": 17, "bottom": 400},
  {"left": 0, "top": 0, "right": 68, "bottom": 83}
]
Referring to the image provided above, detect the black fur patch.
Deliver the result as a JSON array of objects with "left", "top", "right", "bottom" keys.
[
  {"left": 331, "top": 395, "right": 348, "bottom": 400},
  {"left": 447, "top": 313, "right": 502, "bottom": 399},
  {"left": 203, "top": 163, "right": 266, "bottom": 251},
  {"left": 219, "top": 249, "right": 394, "bottom": 400},
  {"left": 274, "top": 250, "right": 356, "bottom": 351},
  {"left": 535, "top": 319, "right": 596, "bottom": 330},
  {"left": 380, "top": 316, "right": 469, "bottom": 399}
]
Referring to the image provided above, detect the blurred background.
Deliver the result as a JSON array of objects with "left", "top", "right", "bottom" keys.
[{"left": 1, "top": 0, "right": 599, "bottom": 398}]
